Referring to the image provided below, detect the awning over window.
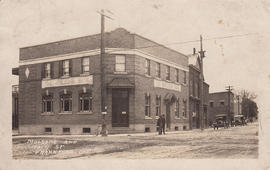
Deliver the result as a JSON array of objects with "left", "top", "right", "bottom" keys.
[
  {"left": 164, "top": 93, "right": 176, "bottom": 104},
  {"left": 107, "top": 77, "right": 134, "bottom": 88}
]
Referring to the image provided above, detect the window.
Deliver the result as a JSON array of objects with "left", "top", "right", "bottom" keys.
[
  {"left": 63, "top": 128, "right": 70, "bottom": 133},
  {"left": 82, "top": 57, "right": 90, "bottom": 74},
  {"left": 220, "top": 101, "right": 225, "bottom": 106},
  {"left": 156, "top": 62, "right": 161, "bottom": 78},
  {"left": 44, "top": 63, "right": 51, "bottom": 78},
  {"left": 210, "top": 102, "right": 214, "bottom": 107},
  {"left": 83, "top": 128, "right": 91, "bottom": 133},
  {"left": 183, "top": 71, "right": 187, "bottom": 84},
  {"left": 145, "top": 59, "right": 150, "bottom": 75},
  {"left": 183, "top": 100, "right": 187, "bottom": 117},
  {"left": 194, "top": 82, "right": 198, "bottom": 97},
  {"left": 44, "top": 127, "right": 52, "bottom": 133},
  {"left": 79, "top": 92, "right": 93, "bottom": 112},
  {"left": 42, "top": 94, "right": 53, "bottom": 113},
  {"left": 61, "top": 60, "right": 71, "bottom": 77},
  {"left": 155, "top": 95, "right": 161, "bottom": 116},
  {"left": 145, "top": 93, "right": 151, "bottom": 117},
  {"left": 175, "top": 98, "right": 180, "bottom": 118},
  {"left": 166, "top": 65, "right": 170, "bottom": 80},
  {"left": 115, "top": 55, "right": 126, "bottom": 72},
  {"left": 60, "top": 93, "right": 72, "bottom": 112},
  {"left": 175, "top": 68, "right": 179, "bottom": 83},
  {"left": 190, "top": 79, "right": 193, "bottom": 96}
]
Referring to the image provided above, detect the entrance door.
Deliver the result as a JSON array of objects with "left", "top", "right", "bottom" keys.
[
  {"left": 112, "top": 89, "right": 129, "bottom": 127},
  {"left": 166, "top": 104, "right": 171, "bottom": 129}
]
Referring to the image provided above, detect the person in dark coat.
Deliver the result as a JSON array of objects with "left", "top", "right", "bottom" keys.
[
  {"left": 161, "top": 114, "right": 166, "bottom": 135},
  {"left": 157, "top": 115, "right": 162, "bottom": 135}
]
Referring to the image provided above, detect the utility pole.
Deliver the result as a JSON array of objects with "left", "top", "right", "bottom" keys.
[
  {"left": 199, "top": 35, "right": 206, "bottom": 131},
  {"left": 97, "top": 9, "right": 113, "bottom": 136},
  {"left": 236, "top": 95, "right": 240, "bottom": 115},
  {"left": 226, "top": 86, "right": 233, "bottom": 125}
]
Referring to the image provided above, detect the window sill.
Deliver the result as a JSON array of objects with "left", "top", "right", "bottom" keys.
[
  {"left": 59, "top": 112, "right": 72, "bottom": 115},
  {"left": 165, "top": 79, "right": 172, "bottom": 83},
  {"left": 175, "top": 117, "right": 181, "bottom": 119},
  {"left": 155, "top": 116, "right": 160, "bottom": 119},
  {"left": 145, "top": 74, "right": 151, "bottom": 78},
  {"left": 155, "top": 77, "right": 161, "bottom": 80},
  {"left": 77, "top": 111, "right": 93, "bottom": 115},
  {"left": 60, "top": 75, "right": 71, "bottom": 79},
  {"left": 114, "top": 71, "right": 127, "bottom": 74},
  {"left": 41, "top": 112, "right": 54, "bottom": 116},
  {"left": 182, "top": 83, "right": 187, "bottom": 86},
  {"left": 145, "top": 116, "right": 152, "bottom": 120},
  {"left": 80, "top": 73, "right": 90, "bottom": 77}
]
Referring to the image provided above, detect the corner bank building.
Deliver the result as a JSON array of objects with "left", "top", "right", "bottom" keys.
[{"left": 16, "top": 28, "right": 190, "bottom": 135}]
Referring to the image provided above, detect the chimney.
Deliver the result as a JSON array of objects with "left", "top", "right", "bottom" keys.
[{"left": 193, "top": 48, "right": 196, "bottom": 55}]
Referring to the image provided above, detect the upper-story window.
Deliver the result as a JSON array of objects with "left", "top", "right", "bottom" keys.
[
  {"left": 145, "top": 59, "right": 150, "bottom": 75},
  {"left": 155, "top": 62, "right": 161, "bottom": 78},
  {"left": 210, "top": 101, "right": 214, "bottom": 107},
  {"left": 60, "top": 60, "right": 71, "bottom": 77},
  {"left": 45, "top": 63, "right": 51, "bottom": 78},
  {"left": 82, "top": 57, "right": 90, "bottom": 74},
  {"left": 175, "top": 68, "right": 179, "bottom": 83},
  {"left": 166, "top": 65, "right": 170, "bottom": 80},
  {"left": 190, "top": 79, "right": 193, "bottom": 96},
  {"left": 183, "top": 71, "right": 187, "bottom": 84},
  {"left": 42, "top": 63, "right": 53, "bottom": 79},
  {"left": 115, "top": 55, "right": 126, "bottom": 72},
  {"left": 220, "top": 101, "right": 225, "bottom": 106}
]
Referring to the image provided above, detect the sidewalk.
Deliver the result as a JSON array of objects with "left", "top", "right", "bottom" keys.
[{"left": 12, "top": 127, "right": 215, "bottom": 139}]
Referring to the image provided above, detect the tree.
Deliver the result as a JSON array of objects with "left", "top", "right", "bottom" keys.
[{"left": 234, "top": 89, "right": 258, "bottom": 119}]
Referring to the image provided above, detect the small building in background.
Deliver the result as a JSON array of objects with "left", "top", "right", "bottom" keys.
[{"left": 208, "top": 91, "right": 234, "bottom": 125}]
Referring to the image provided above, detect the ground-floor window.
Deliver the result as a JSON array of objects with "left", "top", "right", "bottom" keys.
[
  {"left": 79, "top": 92, "right": 93, "bottom": 112},
  {"left": 155, "top": 95, "right": 161, "bottom": 116},
  {"left": 60, "top": 93, "right": 72, "bottom": 112},
  {"left": 42, "top": 95, "right": 53, "bottom": 113},
  {"left": 175, "top": 98, "right": 180, "bottom": 118},
  {"left": 183, "top": 100, "right": 187, "bottom": 117},
  {"left": 145, "top": 93, "right": 151, "bottom": 117}
]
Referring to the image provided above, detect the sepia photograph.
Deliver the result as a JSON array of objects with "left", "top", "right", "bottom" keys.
[{"left": 1, "top": 0, "right": 270, "bottom": 169}]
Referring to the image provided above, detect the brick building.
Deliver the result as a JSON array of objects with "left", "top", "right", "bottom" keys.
[
  {"left": 188, "top": 49, "right": 209, "bottom": 129},
  {"left": 208, "top": 91, "right": 234, "bottom": 125},
  {"left": 14, "top": 28, "right": 189, "bottom": 135}
]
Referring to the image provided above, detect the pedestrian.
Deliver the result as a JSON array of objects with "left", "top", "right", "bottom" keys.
[
  {"left": 157, "top": 115, "right": 162, "bottom": 135},
  {"left": 161, "top": 114, "right": 166, "bottom": 135}
]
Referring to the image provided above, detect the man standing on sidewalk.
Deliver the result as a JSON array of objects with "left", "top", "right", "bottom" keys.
[
  {"left": 157, "top": 115, "right": 162, "bottom": 135},
  {"left": 161, "top": 114, "right": 166, "bottom": 135}
]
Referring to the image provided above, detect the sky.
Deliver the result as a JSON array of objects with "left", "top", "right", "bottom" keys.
[{"left": 1, "top": 0, "right": 270, "bottom": 98}]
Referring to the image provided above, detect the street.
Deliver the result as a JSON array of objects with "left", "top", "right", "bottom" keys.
[{"left": 12, "top": 122, "right": 258, "bottom": 159}]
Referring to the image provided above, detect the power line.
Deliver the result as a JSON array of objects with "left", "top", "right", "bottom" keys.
[{"left": 103, "top": 32, "right": 263, "bottom": 54}]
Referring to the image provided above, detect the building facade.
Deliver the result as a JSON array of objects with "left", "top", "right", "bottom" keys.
[
  {"left": 208, "top": 91, "right": 234, "bottom": 125},
  {"left": 188, "top": 50, "right": 209, "bottom": 129},
  {"left": 15, "top": 28, "right": 189, "bottom": 135}
]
